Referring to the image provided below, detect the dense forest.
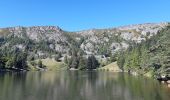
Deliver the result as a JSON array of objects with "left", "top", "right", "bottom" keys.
[
  {"left": 117, "top": 25, "right": 170, "bottom": 76},
  {"left": 0, "top": 24, "right": 170, "bottom": 77},
  {"left": 0, "top": 48, "right": 27, "bottom": 70},
  {"left": 0, "top": 37, "right": 100, "bottom": 71}
]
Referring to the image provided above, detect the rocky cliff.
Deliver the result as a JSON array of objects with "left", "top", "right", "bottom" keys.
[{"left": 0, "top": 22, "right": 168, "bottom": 58}]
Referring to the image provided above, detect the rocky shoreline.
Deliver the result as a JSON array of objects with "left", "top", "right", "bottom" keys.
[
  {"left": 156, "top": 75, "right": 170, "bottom": 87},
  {"left": 0, "top": 68, "right": 28, "bottom": 73},
  {"left": 123, "top": 69, "right": 170, "bottom": 88},
  {"left": 1, "top": 67, "right": 170, "bottom": 88}
]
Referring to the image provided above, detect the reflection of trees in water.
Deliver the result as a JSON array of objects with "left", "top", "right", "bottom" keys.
[
  {"left": 0, "top": 72, "right": 170, "bottom": 100},
  {"left": 86, "top": 71, "right": 98, "bottom": 85},
  {"left": 116, "top": 73, "right": 170, "bottom": 100}
]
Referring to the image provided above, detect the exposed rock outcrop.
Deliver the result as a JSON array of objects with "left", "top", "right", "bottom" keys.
[{"left": 0, "top": 22, "right": 168, "bottom": 57}]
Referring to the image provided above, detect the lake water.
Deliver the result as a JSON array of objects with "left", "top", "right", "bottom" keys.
[{"left": 0, "top": 71, "right": 170, "bottom": 100}]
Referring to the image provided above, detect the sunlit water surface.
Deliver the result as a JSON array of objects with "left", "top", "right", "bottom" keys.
[{"left": 0, "top": 71, "right": 170, "bottom": 100}]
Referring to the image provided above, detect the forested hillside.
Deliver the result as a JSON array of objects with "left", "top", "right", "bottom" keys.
[
  {"left": 0, "top": 23, "right": 169, "bottom": 72},
  {"left": 117, "top": 25, "right": 170, "bottom": 76}
]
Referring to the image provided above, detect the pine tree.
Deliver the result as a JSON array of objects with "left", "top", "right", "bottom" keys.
[
  {"left": 91, "top": 55, "right": 99, "bottom": 69},
  {"left": 64, "top": 56, "right": 68, "bottom": 64},
  {"left": 117, "top": 52, "right": 125, "bottom": 70},
  {"left": 68, "top": 57, "right": 73, "bottom": 68},
  {"left": 55, "top": 52, "right": 62, "bottom": 61},
  {"left": 110, "top": 54, "right": 117, "bottom": 63},
  {"left": 86, "top": 56, "right": 92, "bottom": 69},
  {"left": 5, "top": 59, "right": 14, "bottom": 69},
  {"left": 78, "top": 56, "right": 87, "bottom": 70},
  {"left": 70, "top": 56, "right": 79, "bottom": 69},
  {"left": 86, "top": 55, "right": 99, "bottom": 70},
  {"left": 38, "top": 60, "right": 43, "bottom": 68},
  {"left": 0, "top": 55, "right": 6, "bottom": 69}
]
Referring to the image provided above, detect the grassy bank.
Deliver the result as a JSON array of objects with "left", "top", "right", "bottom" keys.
[
  {"left": 98, "top": 62, "right": 122, "bottom": 72},
  {"left": 28, "top": 58, "right": 67, "bottom": 71}
]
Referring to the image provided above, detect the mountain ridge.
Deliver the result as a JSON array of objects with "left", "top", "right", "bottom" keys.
[
  {"left": 0, "top": 22, "right": 168, "bottom": 55},
  {"left": 0, "top": 22, "right": 170, "bottom": 75},
  {"left": 0, "top": 22, "right": 168, "bottom": 32}
]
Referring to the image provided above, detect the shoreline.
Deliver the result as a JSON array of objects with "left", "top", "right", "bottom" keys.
[
  {"left": 0, "top": 68, "right": 28, "bottom": 72},
  {"left": 1, "top": 67, "right": 170, "bottom": 88}
]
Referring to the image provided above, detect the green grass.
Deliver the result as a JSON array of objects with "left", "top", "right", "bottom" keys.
[
  {"left": 41, "top": 58, "right": 66, "bottom": 70},
  {"left": 28, "top": 58, "right": 67, "bottom": 71},
  {"left": 144, "top": 70, "right": 154, "bottom": 77},
  {"left": 27, "top": 61, "right": 37, "bottom": 71},
  {"left": 98, "top": 62, "right": 122, "bottom": 72}
]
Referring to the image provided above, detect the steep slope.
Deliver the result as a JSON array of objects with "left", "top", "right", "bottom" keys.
[
  {"left": 117, "top": 25, "right": 170, "bottom": 76},
  {"left": 76, "top": 23, "right": 168, "bottom": 55},
  {"left": 0, "top": 23, "right": 167, "bottom": 57},
  {"left": 98, "top": 62, "right": 121, "bottom": 72},
  {"left": 0, "top": 22, "right": 169, "bottom": 71},
  {"left": 0, "top": 26, "right": 76, "bottom": 59}
]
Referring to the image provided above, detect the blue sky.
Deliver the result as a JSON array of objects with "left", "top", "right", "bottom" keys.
[{"left": 0, "top": 0, "right": 170, "bottom": 31}]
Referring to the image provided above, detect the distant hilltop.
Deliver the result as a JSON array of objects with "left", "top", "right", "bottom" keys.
[{"left": 0, "top": 22, "right": 169, "bottom": 55}]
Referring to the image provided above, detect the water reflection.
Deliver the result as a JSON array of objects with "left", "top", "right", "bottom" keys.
[{"left": 0, "top": 71, "right": 170, "bottom": 100}]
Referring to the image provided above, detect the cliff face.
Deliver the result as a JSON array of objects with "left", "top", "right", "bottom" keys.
[
  {"left": 76, "top": 22, "right": 168, "bottom": 54},
  {"left": 0, "top": 26, "right": 70, "bottom": 53},
  {"left": 0, "top": 22, "right": 168, "bottom": 57},
  {"left": 6, "top": 26, "right": 65, "bottom": 42},
  {"left": 117, "top": 24, "right": 170, "bottom": 76}
]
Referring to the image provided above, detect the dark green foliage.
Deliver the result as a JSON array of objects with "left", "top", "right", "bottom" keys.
[
  {"left": 68, "top": 57, "right": 73, "bottom": 68},
  {"left": 0, "top": 55, "right": 6, "bottom": 69},
  {"left": 64, "top": 56, "right": 68, "bottom": 64},
  {"left": 117, "top": 51, "right": 125, "bottom": 70},
  {"left": 67, "top": 46, "right": 86, "bottom": 69},
  {"left": 86, "top": 55, "right": 99, "bottom": 70},
  {"left": 4, "top": 34, "right": 57, "bottom": 58},
  {"left": 97, "top": 33, "right": 124, "bottom": 55},
  {"left": 15, "top": 52, "right": 28, "bottom": 69},
  {"left": 63, "top": 32, "right": 79, "bottom": 48},
  {"left": 55, "top": 52, "right": 62, "bottom": 61},
  {"left": 71, "top": 49, "right": 77, "bottom": 57},
  {"left": 109, "top": 54, "right": 117, "bottom": 62},
  {"left": 5, "top": 57, "right": 15, "bottom": 68},
  {"left": 78, "top": 56, "right": 87, "bottom": 70},
  {"left": 27, "top": 55, "right": 35, "bottom": 61},
  {"left": 0, "top": 47, "right": 28, "bottom": 70},
  {"left": 67, "top": 48, "right": 100, "bottom": 70},
  {"left": 117, "top": 42, "right": 149, "bottom": 72},
  {"left": 70, "top": 56, "right": 79, "bottom": 69},
  {"left": 117, "top": 25, "right": 170, "bottom": 75},
  {"left": 36, "top": 41, "right": 52, "bottom": 52},
  {"left": 38, "top": 60, "right": 43, "bottom": 68},
  {"left": 0, "top": 37, "right": 5, "bottom": 46},
  {"left": 67, "top": 48, "right": 81, "bottom": 69},
  {"left": 98, "top": 43, "right": 110, "bottom": 55}
]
